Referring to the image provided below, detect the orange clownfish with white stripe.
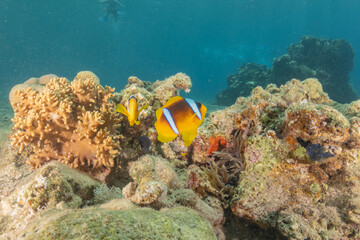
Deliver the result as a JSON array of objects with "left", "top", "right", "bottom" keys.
[
  {"left": 154, "top": 96, "right": 207, "bottom": 146},
  {"left": 116, "top": 95, "right": 148, "bottom": 126}
]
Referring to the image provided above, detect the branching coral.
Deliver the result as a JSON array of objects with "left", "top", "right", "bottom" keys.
[{"left": 10, "top": 72, "right": 122, "bottom": 171}]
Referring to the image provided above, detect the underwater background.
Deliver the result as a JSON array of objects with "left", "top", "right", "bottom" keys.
[
  {"left": 3, "top": 1, "right": 360, "bottom": 239},
  {"left": 1, "top": 0, "right": 359, "bottom": 102}
]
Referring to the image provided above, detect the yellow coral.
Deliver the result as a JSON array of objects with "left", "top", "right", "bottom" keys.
[{"left": 10, "top": 72, "right": 121, "bottom": 171}]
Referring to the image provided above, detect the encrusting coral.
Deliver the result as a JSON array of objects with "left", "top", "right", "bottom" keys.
[{"left": 10, "top": 71, "right": 121, "bottom": 171}]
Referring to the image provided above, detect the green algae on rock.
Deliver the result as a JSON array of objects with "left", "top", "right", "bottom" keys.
[
  {"left": 1, "top": 161, "right": 101, "bottom": 239},
  {"left": 21, "top": 207, "right": 216, "bottom": 240},
  {"left": 6, "top": 162, "right": 101, "bottom": 211}
]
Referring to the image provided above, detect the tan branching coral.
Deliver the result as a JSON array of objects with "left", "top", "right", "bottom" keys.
[
  {"left": 10, "top": 72, "right": 122, "bottom": 171},
  {"left": 9, "top": 74, "right": 58, "bottom": 107}
]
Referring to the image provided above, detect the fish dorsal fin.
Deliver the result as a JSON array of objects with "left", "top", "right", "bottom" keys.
[
  {"left": 116, "top": 104, "right": 130, "bottom": 117},
  {"left": 156, "top": 107, "right": 163, "bottom": 120},
  {"left": 163, "top": 96, "right": 183, "bottom": 108}
]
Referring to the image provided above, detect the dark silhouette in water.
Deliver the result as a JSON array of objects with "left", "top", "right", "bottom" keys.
[
  {"left": 297, "top": 137, "right": 335, "bottom": 161},
  {"left": 138, "top": 135, "right": 152, "bottom": 153},
  {"left": 99, "top": 0, "right": 124, "bottom": 22}
]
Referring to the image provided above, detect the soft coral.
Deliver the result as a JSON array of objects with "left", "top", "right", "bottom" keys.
[{"left": 207, "top": 136, "right": 227, "bottom": 156}]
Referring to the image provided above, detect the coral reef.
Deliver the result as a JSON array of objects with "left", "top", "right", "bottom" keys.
[
  {"left": 111, "top": 73, "right": 192, "bottom": 161},
  {"left": 209, "top": 78, "right": 360, "bottom": 239},
  {"left": 3, "top": 70, "right": 360, "bottom": 239},
  {"left": 216, "top": 36, "right": 357, "bottom": 105},
  {"left": 10, "top": 71, "right": 121, "bottom": 171},
  {"left": 187, "top": 160, "right": 235, "bottom": 207},
  {"left": 2, "top": 71, "right": 226, "bottom": 240}
]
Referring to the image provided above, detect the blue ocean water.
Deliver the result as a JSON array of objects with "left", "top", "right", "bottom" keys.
[{"left": 0, "top": 0, "right": 359, "bottom": 103}]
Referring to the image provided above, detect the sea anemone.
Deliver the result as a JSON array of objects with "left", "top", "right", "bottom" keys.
[{"left": 212, "top": 129, "right": 247, "bottom": 184}]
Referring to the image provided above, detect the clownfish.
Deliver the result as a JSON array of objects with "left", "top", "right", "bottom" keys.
[
  {"left": 116, "top": 95, "right": 148, "bottom": 126},
  {"left": 154, "top": 96, "right": 207, "bottom": 146}
]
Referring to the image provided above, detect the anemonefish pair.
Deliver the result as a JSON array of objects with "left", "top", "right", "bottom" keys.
[
  {"left": 155, "top": 96, "right": 207, "bottom": 146},
  {"left": 117, "top": 95, "right": 207, "bottom": 147},
  {"left": 116, "top": 95, "right": 148, "bottom": 126}
]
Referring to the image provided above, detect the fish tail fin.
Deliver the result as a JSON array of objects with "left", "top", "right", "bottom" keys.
[{"left": 116, "top": 104, "right": 130, "bottom": 117}]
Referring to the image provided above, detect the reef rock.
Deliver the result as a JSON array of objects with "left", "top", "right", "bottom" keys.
[
  {"left": 10, "top": 72, "right": 122, "bottom": 171},
  {"left": 282, "top": 103, "right": 350, "bottom": 152},
  {"left": 0, "top": 161, "right": 101, "bottom": 239},
  {"left": 21, "top": 207, "right": 216, "bottom": 240},
  {"left": 123, "top": 154, "right": 182, "bottom": 205},
  {"left": 123, "top": 154, "right": 225, "bottom": 238}
]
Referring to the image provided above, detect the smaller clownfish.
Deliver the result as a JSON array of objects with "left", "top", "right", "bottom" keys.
[
  {"left": 154, "top": 96, "right": 207, "bottom": 146},
  {"left": 116, "top": 95, "right": 148, "bottom": 126}
]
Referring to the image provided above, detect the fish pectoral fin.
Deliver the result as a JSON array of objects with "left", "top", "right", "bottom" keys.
[
  {"left": 157, "top": 132, "right": 177, "bottom": 143},
  {"left": 156, "top": 107, "right": 163, "bottom": 120},
  {"left": 181, "top": 128, "right": 198, "bottom": 147},
  {"left": 135, "top": 120, "right": 140, "bottom": 125},
  {"left": 155, "top": 121, "right": 178, "bottom": 143},
  {"left": 116, "top": 104, "right": 130, "bottom": 117},
  {"left": 137, "top": 105, "right": 148, "bottom": 115}
]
